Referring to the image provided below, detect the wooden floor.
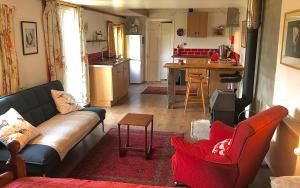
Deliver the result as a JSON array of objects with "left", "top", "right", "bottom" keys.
[{"left": 52, "top": 83, "right": 271, "bottom": 187}]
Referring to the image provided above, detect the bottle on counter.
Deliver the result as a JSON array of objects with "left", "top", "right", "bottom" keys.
[{"left": 177, "top": 45, "right": 181, "bottom": 55}]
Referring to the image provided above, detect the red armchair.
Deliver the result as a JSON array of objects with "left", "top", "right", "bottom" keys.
[{"left": 171, "top": 105, "right": 288, "bottom": 188}]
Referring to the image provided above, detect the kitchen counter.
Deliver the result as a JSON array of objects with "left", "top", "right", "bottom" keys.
[
  {"left": 89, "top": 60, "right": 129, "bottom": 107},
  {"left": 164, "top": 62, "right": 243, "bottom": 70},
  {"left": 171, "top": 55, "right": 210, "bottom": 58},
  {"left": 164, "top": 61, "right": 244, "bottom": 109},
  {"left": 89, "top": 58, "right": 129, "bottom": 67}
]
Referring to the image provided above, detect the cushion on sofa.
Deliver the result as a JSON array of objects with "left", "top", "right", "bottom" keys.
[
  {"left": 211, "top": 138, "right": 232, "bottom": 156},
  {"left": 51, "top": 90, "right": 83, "bottom": 114},
  {"left": 0, "top": 108, "right": 41, "bottom": 151},
  {"left": 30, "top": 111, "right": 100, "bottom": 159}
]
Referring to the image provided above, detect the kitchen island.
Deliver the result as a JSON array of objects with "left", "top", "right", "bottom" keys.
[
  {"left": 89, "top": 59, "right": 129, "bottom": 107},
  {"left": 164, "top": 61, "right": 244, "bottom": 109}
]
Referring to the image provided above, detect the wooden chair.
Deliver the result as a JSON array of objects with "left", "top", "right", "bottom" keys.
[{"left": 184, "top": 58, "right": 208, "bottom": 113}]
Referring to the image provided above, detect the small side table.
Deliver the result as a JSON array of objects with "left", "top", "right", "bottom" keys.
[{"left": 118, "top": 113, "right": 154, "bottom": 159}]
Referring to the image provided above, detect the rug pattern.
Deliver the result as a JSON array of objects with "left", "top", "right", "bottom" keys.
[{"left": 68, "top": 128, "right": 182, "bottom": 186}]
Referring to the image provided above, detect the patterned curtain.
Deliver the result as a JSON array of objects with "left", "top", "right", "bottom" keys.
[
  {"left": 42, "top": 1, "right": 64, "bottom": 82},
  {"left": 118, "top": 24, "right": 126, "bottom": 59},
  {"left": 107, "top": 22, "right": 116, "bottom": 57},
  {"left": 0, "top": 4, "right": 20, "bottom": 96},
  {"left": 76, "top": 7, "right": 89, "bottom": 104}
]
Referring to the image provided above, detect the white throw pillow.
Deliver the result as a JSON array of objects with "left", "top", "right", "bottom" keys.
[
  {"left": 51, "top": 90, "right": 83, "bottom": 114},
  {"left": 271, "top": 176, "right": 300, "bottom": 188},
  {"left": 0, "top": 108, "right": 41, "bottom": 151}
]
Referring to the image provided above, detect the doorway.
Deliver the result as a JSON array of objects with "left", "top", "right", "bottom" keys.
[{"left": 147, "top": 21, "right": 174, "bottom": 81}]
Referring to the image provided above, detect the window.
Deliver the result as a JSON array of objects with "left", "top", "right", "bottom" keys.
[
  {"left": 58, "top": 6, "right": 88, "bottom": 104},
  {"left": 107, "top": 22, "right": 126, "bottom": 59}
]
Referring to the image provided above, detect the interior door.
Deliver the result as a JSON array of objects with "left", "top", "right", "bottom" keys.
[
  {"left": 148, "top": 22, "right": 160, "bottom": 81},
  {"left": 147, "top": 21, "right": 174, "bottom": 81},
  {"left": 159, "top": 22, "right": 174, "bottom": 80}
]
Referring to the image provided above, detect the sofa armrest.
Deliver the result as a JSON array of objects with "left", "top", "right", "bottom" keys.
[
  {"left": 82, "top": 107, "right": 106, "bottom": 121},
  {"left": 171, "top": 136, "right": 233, "bottom": 165},
  {"left": 209, "top": 121, "right": 235, "bottom": 143}
]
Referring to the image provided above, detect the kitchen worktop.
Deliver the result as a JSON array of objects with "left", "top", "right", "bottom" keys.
[
  {"left": 171, "top": 55, "right": 210, "bottom": 58},
  {"left": 89, "top": 58, "right": 129, "bottom": 67},
  {"left": 164, "top": 62, "right": 243, "bottom": 70}
]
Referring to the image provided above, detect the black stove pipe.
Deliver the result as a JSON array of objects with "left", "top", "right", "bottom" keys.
[{"left": 235, "top": 0, "right": 262, "bottom": 123}]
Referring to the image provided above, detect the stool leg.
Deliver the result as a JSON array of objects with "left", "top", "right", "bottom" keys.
[
  {"left": 184, "top": 77, "right": 191, "bottom": 112},
  {"left": 200, "top": 80, "right": 206, "bottom": 115}
]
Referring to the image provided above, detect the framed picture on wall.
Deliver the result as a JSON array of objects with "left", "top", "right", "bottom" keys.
[
  {"left": 21, "top": 21, "right": 38, "bottom": 55},
  {"left": 281, "top": 9, "right": 300, "bottom": 70}
]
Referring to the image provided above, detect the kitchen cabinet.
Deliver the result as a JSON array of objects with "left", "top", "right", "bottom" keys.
[
  {"left": 187, "top": 12, "right": 208, "bottom": 38},
  {"left": 89, "top": 61, "right": 129, "bottom": 107}
]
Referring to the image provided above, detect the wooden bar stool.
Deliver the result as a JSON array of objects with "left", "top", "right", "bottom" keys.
[{"left": 184, "top": 73, "right": 207, "bottom": 114}]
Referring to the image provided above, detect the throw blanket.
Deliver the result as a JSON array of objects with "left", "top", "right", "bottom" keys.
[
  {"left": 4, "top": 177, "right": 169, "bottom": 188},
  {"left": 30, "top": 111, "right": 100, "bottom": 160}
]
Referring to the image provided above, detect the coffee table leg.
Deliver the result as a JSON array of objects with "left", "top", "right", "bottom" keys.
[
  {"left": 118, "top": 124, "right": 122, "bottom": 157},
  {"left": 150, "top": 120, "right": 153, "bottom": 153},
  {"left": 126, "top": 125, "right": 130, "bottom": 147},
  {"left": 145, "top": 126, "right": 148, "bottom": 159}
]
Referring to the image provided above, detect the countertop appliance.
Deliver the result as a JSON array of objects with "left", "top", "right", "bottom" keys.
[
  {"left": 219, "top": 45, "right": 230, "bottom": 59},
  {"left": 126, "top": 34, "right": 144, "bottom": 84}
]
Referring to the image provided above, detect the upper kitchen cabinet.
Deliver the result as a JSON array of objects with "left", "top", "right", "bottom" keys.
[{"left": 187, "top": 12, "right": 208, "bottom": 38}]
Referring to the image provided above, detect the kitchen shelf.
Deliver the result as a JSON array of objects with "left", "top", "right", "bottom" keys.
[{"left": 86, "top": 39, "right": 107, "bottom": 43}]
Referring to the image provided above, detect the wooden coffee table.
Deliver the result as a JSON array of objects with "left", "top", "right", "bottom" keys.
[{"left": 118, "top": 113, "right": 154, "bottom": 159}]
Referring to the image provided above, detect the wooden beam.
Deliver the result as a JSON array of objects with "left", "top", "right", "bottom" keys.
[
  {"left": 129, "top": 9, "right": 149, "bottom": 17},
  {"left": 82, "top": 6, "right": 126, "bottom": 19}
]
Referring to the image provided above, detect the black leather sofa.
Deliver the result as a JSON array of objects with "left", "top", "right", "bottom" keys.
[{"left": 0, "top": 80, "right": 106, "bottom": 176}]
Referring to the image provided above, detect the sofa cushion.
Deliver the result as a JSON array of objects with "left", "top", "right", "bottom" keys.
[
  {"left": 0, "top": 81, "right": 63, "bottom": 126},
  {"left": 211, "top": 138, "right": 232, "bottom": 156},
  {"left": 51, "top": 90, "right": 83, "bottom": 114},
  {"left": 30, "top": 111, "right": 100, "bottom": 159},
  {"left": 82, "top": 107, "right": 106, "bottom": 120},
  {"left": 0, "top": 108, "right": 41, "bottom": 151}
]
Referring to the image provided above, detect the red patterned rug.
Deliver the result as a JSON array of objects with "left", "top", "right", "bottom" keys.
[
  {"left": 141, "top": 86, "right": 197, "bottom": 96},
  {"left": 68, "top": 128, "right": 182, "bottom": 186}
]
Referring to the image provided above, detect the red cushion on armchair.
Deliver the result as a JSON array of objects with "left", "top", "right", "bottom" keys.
[{"left": 171, "top": 105, "right": 288, "bottom": 188}]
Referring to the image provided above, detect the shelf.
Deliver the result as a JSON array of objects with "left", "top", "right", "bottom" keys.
[{"left": 86, "top": 39, "right": 107, "bottom": 43}]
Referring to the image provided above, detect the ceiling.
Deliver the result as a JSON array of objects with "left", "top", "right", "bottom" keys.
[{"left": 62, "top": 0, "right": 247, "bottom": 16}]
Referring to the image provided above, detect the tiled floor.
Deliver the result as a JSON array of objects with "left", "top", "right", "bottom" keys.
[{"left": 53, "top": 83, "right": 271, "bottom": 187}]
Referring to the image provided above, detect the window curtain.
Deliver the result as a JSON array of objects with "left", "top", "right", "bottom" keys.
[
  {"left": 42, "top": 0, "right": 64, "bottom": 82},
  {"left": 58, "top": 5, "right": 89, "bottom": 104},
  {"left": 76, "top": 7, "right": 89, "bottom": 104},
  {"left": 107, "top": 22, "right": 115, "bottom": 57},
  {"left": 0, "top": 4, "right": 19, "bottom": 96},
  {"left": 117, "top": 24, "right": 126, "bottom": 59}
]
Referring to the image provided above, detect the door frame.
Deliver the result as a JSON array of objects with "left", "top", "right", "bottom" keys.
[{"left": 145, "top": 18, "right": 175, "bottom": 82}]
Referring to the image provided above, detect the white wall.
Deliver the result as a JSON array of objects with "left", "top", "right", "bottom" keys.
[
  {"left": 1, "top": 0, "right": 48, "bottom": 89},
  {"left": 83, "top": 10, "right": 125, "bottom": 54},
  {"left": 273, "top": 0, "right": 300, "bottom": 121},
  {"left": 148, "top": 9, "right": 243, "bottom": 52}
]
